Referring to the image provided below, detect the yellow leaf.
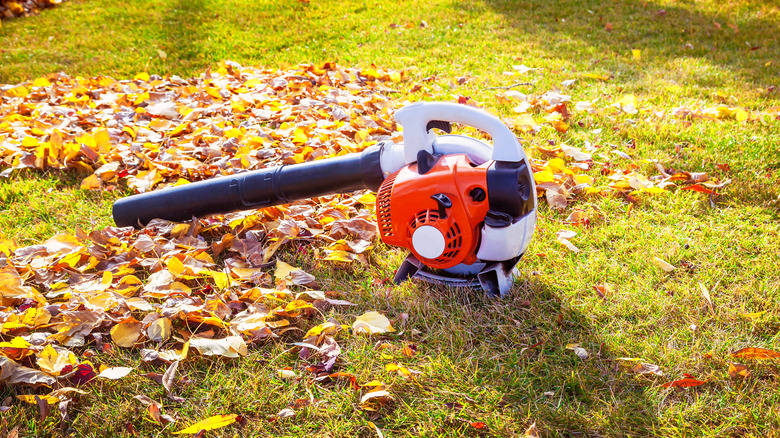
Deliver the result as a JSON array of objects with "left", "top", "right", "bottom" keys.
[
  {"left": 167, "top": 256, "right": 186, "bottom": 277},
  {"left": 0, "top": 238, "right": 16, "bottom": 257},
  {"left": 353, "top": 311, "right": 394, "bottom": 334},
  {"left": 7, "top": 86, "right": 29, "bottom": 97},
  {"left": 632, "top": 49, "right": 641, "bottom": 60},
  {"left": 147, "top": 318, "right": 172, "bottom": 342},
  {"left": 652, "top": 257, "right": 675, "bottom": 272},
  {"left": 80, "top": 174, "right": 102, "bottom": 190},
  {"left": 323, "top": 250, "right": 352, "bottom": 262},
  {"left": 21, "top": 136, "right": 39, "bottom": 147},
  {"left": 580, "top": 73, "right": 610, "bottom": 81},
  {"left": 33, "top": 77, "right": 52, "bottom": 87},
  {"left": 110, "top": 318, "right": 142, "bottom": 348},
  {"left": 284, "top": 299, "right": 313, "bottom": 313},
  {"left": 304, "top": 322, "right": 338, "bottom": 339},
  {"left": 94, "top": 128, "right": 112, "bottom": 153},
  {"left": 385, "top": 363, "right": 411, "bottom": 376},
  {"left": 36, "top": 344, "right": 77, "bottom": 375},
  {"left": 169, "top": 122, "right": 190, "bottom": 137},
  {"left": 549, "top": 120, "right": 568, "bottom": 133},
  {"left": 224, "top": 127, "right": 244, "bottom": 139},
  {"left": 17, "top": 394, "right": 60, "bottom": 405},
  {"left": 735, "top": 108, "right": 748, "bottom": 123},
  {"left": 0, "top": 336, "right": 31, "bottom": 349},
  {"left": 356, "top": 192, "right": 376, "bottom": 205},
  {"left": 642, "top": 186, "right": 666, "bottom": 195},
  {"left": 210, "top": 270, "right": 230, "bottom": 290},
  {"left": 134, "top": 72, "right": 150, "bottom": 82},
  {"left": 292, "top": 127, "right": 308, "bottom": 144},
  {"left": 174, "top": 414, "right": 239, "bottom": 434},
  {"left": 354, "top": 129, "right": 370, "bottom": 144},
  {"left": 534, "top": 170, "right": 555, "bottom": 184},
  {"left": 547, "top": 158, "right": 572, "bottom": 175},
  {"left": 573, "top": 174, "right": 593, "bottom": 185},
  {"left": 617, "top": 94, "right": 637, "bottom": 111}
]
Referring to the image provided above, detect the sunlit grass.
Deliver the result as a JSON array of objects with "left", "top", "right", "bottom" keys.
[{"left": 1, "top": 0, "right": 779, "bottom": 436}]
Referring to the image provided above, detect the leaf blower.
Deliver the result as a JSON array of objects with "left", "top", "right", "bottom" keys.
[{"left": 112, "top": 102, "right": 537, "bottom": 297}]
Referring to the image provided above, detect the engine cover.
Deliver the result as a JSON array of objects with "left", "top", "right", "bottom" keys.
[{"left": 376, "top": 153, "right": 490, "bottom": 269}]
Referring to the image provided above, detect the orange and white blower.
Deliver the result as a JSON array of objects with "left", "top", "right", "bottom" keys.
[{"left": 113, "top": 102, "right": 537, "bottom": 297}]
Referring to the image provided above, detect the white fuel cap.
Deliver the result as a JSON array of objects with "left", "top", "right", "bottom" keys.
[{"left": 411, "top": 225, "right": 446, "bottom": 259}]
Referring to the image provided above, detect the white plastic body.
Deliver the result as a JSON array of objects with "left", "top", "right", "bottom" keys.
[
  {"left": 475, "top": 213, "right": 537, "bottom": 261},
  {"left": 379, "top": 134, "right": 492, "bottom": 176},
  {"left": 393, "top": 101, "right": 527, "bottom": 164}
]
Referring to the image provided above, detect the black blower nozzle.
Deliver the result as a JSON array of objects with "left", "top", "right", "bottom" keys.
[{"left": 112, "top": 145, "right": 384, "bottom": 228}]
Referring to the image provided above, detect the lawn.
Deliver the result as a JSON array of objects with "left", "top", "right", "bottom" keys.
[{"left": 1, "top": 0, "right": 779, "bottom": 437}]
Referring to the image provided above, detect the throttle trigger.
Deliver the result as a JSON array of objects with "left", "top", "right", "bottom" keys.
[{"left": 431, "top": 193, "right": 453, "bottom": 219}]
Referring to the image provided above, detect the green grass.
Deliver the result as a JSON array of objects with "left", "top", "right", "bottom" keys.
[{"left": 2, "top": 0, "right": 780, "bottom": 437}]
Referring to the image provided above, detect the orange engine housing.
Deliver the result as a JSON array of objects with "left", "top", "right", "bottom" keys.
[{"left": 376, "top": 154, "right": 491, "bottom": 269}]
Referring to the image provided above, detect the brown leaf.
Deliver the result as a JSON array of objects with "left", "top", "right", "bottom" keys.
[
  {"left": 593, "top": 283, "right": 612, "bottom": 299},
  {"left": 162, "top": 361, "right": 179, "bottom": 393},
  {"left": 58, "top": 399, "right": 71, "bottom": 433},
  {"left": 0, "top": 357, "right": 56, "bottom": 387},
  {"left": 525, "top": 422, "right": 540, "bottom": 438},
  {"left": 728, "top": 362, "right": 751, "bottom": 379},
  {"left": 35, "top": 395, "right": 50, "bottom": 422},
  {"left": 631, "top": 362, "right": 663, "bottom": 376},
  {"left": 731, "top": 347, "right": 780, "bottom": 360},
  {"left": 469, "top": 421, "right": 487, "bottom": 430},
  {"left": 681, "top": 184, "right": 715, "bottom": 195},
  {"left": 662, "top": 377, "right": 707, "bottom": 388}
]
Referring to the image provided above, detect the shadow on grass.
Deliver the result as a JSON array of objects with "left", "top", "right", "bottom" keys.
[
  {"left": 479, "top": 0, "right": 779, "bottom": 95},
  {"left": 157, "top": 0, "right": 212, "bottom": 75},
  {"left": 379, "top": 274, "right": 660, "bottom": 436}
]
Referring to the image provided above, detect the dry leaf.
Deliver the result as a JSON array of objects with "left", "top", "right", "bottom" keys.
[
  {"left": 147, "top": 317, "right": 172, "bottom": 343},
  {"left": 631, "top": 363, "right": 663, "bottom": 376},
  {"left": 652, "top": 257, "right": 675, "bottom": 272},
  {"left": 731, "top": 347, "right": 780, "bottom": 360},
  {"left": 162, "top": 361, "right": 179, "bottom": 393},
  {"left": 728, "top": 362, "right": 751, "bottom": 379},
  {"left": 97, "top": 367, "right": 133, "bottom": 380},
  {"left": 189, "top": 336, "right": 247, "bottom": 358},
  {"left": 110, "top": 318, "right": 143, "bottom": 348},
  {"left": 565, "top": 343, "right": 589, "bottom": 360},
  {"left": 174, "top": 414, "right": 238, "bottom": 434},
  {"left": 353, "top": 311, "right": 394, "bottom": 334},
  {"left": 699, "top": 283, "right": 714, "bottom": 315},
  {"left": 662, "top": 377, "right": 707, "bottom": 388},
  {"left": 524, "top": 422, "right": 540, "bottom": 438}
]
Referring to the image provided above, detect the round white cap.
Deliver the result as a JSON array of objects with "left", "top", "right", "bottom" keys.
[{"left": 411, "top": 225, "right": 446, "bottom": 259}]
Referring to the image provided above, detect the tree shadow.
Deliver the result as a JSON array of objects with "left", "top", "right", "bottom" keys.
[
  {"left": 476, "top": 0, "right": 779, "bottom": 101},
  {"left": 155, "top": 0, "right": 213, "bottom": 75}
]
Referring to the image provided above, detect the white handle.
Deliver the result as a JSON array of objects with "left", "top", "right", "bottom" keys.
[{"left": 394, "top": 102, "right": 525, "bottom": 164}]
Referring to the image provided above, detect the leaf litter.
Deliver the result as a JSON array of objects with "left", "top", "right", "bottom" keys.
[{"left": 0, "top": 60, "right": 768, "bottom": 428}]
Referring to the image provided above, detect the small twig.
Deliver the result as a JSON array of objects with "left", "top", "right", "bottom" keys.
[{"left": 484, "top": 82, "right": 534, "bottom": 91}]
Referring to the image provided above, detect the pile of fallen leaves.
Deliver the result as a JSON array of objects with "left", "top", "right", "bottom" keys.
[
  {"left": 0, "top": 61, "right": 414, "bottom": 432},
  {"left": 0, "top": 60, "right": 751, "bottom": 432},
  {"left": 0, "top": 0, "right": 64, "bottom": 20}
]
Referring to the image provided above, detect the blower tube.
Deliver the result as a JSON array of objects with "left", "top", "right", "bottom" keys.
[{"left": 112, "top": 145, "right": 384, "bottom": 228}]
